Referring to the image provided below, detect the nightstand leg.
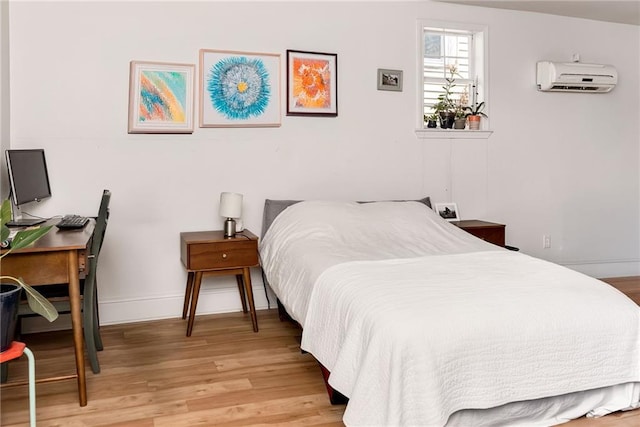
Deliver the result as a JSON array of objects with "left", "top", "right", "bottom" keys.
[
  {"left": 182, "top": 271, "right": 194, "bottom": 320},
  {"left": 186, "top": 271, "right": 203, "bottom": 337},
  {"left": 236, "top": 274, "right": 248, "bottom": 313},
  {"left": 242, "top": 267, "right": 258, "bottom": 332}
]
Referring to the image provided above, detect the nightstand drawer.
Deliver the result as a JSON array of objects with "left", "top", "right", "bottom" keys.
[
  {"left": 466, "top": 228, "right": 504, "bottom": 246},
  {"left": 188, "top": 240, "right": 258, "bottom": 270}
]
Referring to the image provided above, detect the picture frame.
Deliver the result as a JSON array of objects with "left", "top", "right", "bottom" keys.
[
  {"left": 377, "top": 68, "right": 403, "bottom": 92},
  {"left": 128, "top": 61, "right": 195, "bottom": 134},
  {"left": 199, "top": 49, "right": 281, "bottom": 128},
  {"left": 286, "top": 49, "right": 338, "bottom": 117},
  {"left": 434, "top": 202, "right": 460, "bottom": 221}
]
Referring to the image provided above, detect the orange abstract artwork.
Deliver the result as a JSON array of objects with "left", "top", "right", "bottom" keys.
[{"left": 292, "top": 58, "right": 331, "bottom": 108}]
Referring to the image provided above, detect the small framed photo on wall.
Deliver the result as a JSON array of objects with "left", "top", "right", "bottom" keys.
[
  {"left": 434, "top": 202, "right": 460, "bottom": 221},
  {"left": 377, "top": 68, "right": 403, "bottom": 92}
]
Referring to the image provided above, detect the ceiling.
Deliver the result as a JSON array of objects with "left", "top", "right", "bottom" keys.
[{"left": 435, "top": 1, "right": 640, "bottom": 26}]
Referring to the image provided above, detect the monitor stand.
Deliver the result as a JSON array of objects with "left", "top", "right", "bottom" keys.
[
  {"left": 6, "top": 218, "right": 46, "bottom": 227},
  {"left": 7, "top": 201, "right": 45, "bottom": 227}
]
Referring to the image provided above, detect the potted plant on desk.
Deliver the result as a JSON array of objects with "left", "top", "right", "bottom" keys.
[{"left": 1, "top": 199, "right": 58, "bottom": 354}]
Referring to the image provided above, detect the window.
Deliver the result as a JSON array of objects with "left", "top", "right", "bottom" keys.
[{"left": 419, "top": 21, "right": 488, "bottom": 131}]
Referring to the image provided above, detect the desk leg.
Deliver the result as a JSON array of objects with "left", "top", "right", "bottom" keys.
[
  {"left": 182, "top": 271, "right": 194, "bottom": 320},
  {"left": 68, "top": 251, "right": 87, "bottom": 406},
  {"left": 186, "top": 271, "right": 203, "bottom": 337},
  {"left": 236, "top": 274, "right": 248, "bottom": 313},
  {"left": 242, "top": 268, "right": 258, "bottom": 332}
]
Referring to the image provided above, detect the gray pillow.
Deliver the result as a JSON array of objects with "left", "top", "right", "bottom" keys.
[{"left": 261, "top": 197, "right": 431, "bottom": 237}]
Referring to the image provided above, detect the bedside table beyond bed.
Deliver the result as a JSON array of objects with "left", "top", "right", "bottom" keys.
[{"left": 180, "top": 229, "right": 260, "bottom": 336}]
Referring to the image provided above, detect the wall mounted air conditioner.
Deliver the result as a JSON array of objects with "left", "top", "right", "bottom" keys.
[{"left": 536, "top": 61, "right": 618, "bottom": 93}]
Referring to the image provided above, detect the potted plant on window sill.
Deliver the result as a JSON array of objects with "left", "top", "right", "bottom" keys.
[
  {"left": 433, "top": 65, "right": 460, "bottom": 129},
  {"left": 453, "top": 105, "right": 467, "bottom": 129},
  {"left": 1, "top": 199, "right": 58, "bottom": 353},
  {"left": 464, "top": 101, "right": 487, "bottom": 130},
  {"left": 424, "top": 113, "right": 439, "bottom": 128}
]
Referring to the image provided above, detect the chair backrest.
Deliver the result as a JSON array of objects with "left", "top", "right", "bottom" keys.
[{"left": 90, "top": 189, "right": 111, "bottom": 258}]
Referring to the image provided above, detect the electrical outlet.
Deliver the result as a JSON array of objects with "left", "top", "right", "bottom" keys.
[{"left": 543, "top": 235, "right": 551, "bottom": 249}]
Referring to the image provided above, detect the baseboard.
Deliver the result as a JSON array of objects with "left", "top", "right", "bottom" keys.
[
  {"left": 21, "top": 283, "right": 276, "bottom": 333},
  {"left": 560, "top": 258, "right": 640, "bottom": 278},
  {"left": 98, "top": 283, "right": 275, "bottom": 326}
]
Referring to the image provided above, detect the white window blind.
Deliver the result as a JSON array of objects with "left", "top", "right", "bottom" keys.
[{"left": 423, "top": 28, "right": 474, "bottom": 116}]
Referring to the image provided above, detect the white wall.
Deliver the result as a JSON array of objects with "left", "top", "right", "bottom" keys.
[
  {"left": 7, "top": 1, "right": 640, "bottom": 326},
  {"left": 1, "top": 0, "right": 9, "bottom": 197}
]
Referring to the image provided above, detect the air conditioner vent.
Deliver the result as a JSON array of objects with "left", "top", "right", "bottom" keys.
[{"left": 551, "top": 85, "right": 599, "bottom": 91}]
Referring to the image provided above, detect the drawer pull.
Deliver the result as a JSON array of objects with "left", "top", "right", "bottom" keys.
[{"left": 222, "top": 253, "right": 227, "bottom": 259}]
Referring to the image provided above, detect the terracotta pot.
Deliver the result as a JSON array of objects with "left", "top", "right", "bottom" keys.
[{"left": 467, "top": 115, "right": 481, "bottom": 130}]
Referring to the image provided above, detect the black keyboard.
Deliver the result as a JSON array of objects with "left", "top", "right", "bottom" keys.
[{"left": 56, "top": 215, "right": 89, "bottom": 229}]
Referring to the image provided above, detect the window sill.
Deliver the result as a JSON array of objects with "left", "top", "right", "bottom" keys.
[{"left": 415, "top": 129, "right": 493, "bottom": 140}]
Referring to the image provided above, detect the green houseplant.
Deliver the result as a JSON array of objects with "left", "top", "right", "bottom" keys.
[
  {"left": 1, "top": 199, "right": 58, "bottom": 351},
  {"left": 433, "top": 64, "right": 460, "bottom": 129},
  {"left": 453, "top": 104, "right": 467, "bottom": 129},
  {"left": 464, "top": 101, "right": 488, "bottom": 130},
  {"left": 424, "top": 113, "right": 438, "bottom": 128}
]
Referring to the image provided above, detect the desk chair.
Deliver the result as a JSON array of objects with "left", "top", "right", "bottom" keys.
[{"left": 17, "top": 189, "right": 111, "bottom": 374}]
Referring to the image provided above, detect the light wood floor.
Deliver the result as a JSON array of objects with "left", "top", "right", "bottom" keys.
[{"left": 1, "top": 277, "right": 639, "bottom": 426}]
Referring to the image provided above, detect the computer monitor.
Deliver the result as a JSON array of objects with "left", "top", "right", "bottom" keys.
[{"left": 5, "top": 149, "right": 52, "bottom": 226}]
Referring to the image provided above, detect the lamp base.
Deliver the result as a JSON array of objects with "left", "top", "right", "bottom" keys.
[{"left": 224, "top": 218, "right": 236, "bottom": 238}]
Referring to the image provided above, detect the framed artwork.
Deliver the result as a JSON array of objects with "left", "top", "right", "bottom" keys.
[
  {"left": 377, "top": 68, "right": 403, "bottom": 92},
  {"left": 199, "top": 49, "right": 281, "bottom": 128},
  {"left": 128, "top": 61, "right": 195, "bottom": 134},
  {"left": 286, "top": 49, "right": 338, "bottom": 117},
  {"left": 434, "top": 202, "right": 460, "bottom": 221}
]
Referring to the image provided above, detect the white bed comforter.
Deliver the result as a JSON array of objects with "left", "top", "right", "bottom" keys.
[
  {"left": 260, "top": 200, "right": 496, "bottom": 324},
  {"left": 301, "top": 251, "right": 640, "bottom": 426},
  {"left": 260, "top": 201, "right": 640, "bottom": 426}
]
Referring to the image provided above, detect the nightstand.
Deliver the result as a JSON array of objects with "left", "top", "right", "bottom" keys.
[
  {"left": 180, "top": 229, "right": 259, "bottom": 336},
  {"left": 452, "top": 220, "right": 505, "bottom": 246}
]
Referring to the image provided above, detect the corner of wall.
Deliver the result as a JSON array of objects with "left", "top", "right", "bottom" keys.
[{"left": 0, "top": 0, "right": 10, "bottom": 198}]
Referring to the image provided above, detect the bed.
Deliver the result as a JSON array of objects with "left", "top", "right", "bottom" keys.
[{"left": 259, "top": 198, "right": 640, "bottom": 426}]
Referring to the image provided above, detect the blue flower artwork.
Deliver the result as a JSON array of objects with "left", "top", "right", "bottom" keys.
[{"left": 207, "top": 56, "right": 271, "bottom": 120}]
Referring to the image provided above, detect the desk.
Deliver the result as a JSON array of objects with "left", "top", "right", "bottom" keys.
[{"left": 1, "top": 219, "right": 94, "bottom": 406}]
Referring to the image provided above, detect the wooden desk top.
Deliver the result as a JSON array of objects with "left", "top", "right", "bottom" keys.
[{"left": 2, "top": 218, "right": 95, "bottom": 254}]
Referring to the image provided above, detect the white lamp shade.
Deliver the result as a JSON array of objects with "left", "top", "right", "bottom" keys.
[{"left": 219, "top": 192, "right": 243, "bottom": 218}]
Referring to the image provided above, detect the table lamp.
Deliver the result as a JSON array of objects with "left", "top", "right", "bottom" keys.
[{"left": 219, "top": 192, "right": 243, "bottom": 238}]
